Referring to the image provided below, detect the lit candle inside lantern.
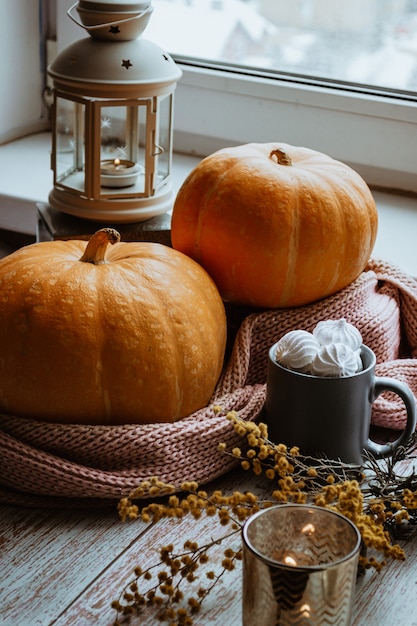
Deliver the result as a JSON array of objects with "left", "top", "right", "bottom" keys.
[{"left": 100, "top": 158, "right": 140, "bottom": 188}]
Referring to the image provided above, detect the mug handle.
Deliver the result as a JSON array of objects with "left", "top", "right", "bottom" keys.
[{"left": 366, "top": 377, "right": 417, "bottom": 458}]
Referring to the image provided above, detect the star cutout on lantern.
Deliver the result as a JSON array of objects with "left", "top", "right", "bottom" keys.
[
  {"left": 116, "top": 146, "right": 128, "bottom": 158},
  {"left": 121, "top": 59, "right": 133, "bottom": 69},
  {"left": 109, "top": 26, "right": 120, "bottom": 34},
  {"left": 100, "top": 117, "right": 112, "bottom": 129}
]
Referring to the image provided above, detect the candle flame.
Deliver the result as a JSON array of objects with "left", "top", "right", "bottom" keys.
[
  {"left": 284, "top": 555, "right": 297, "bottom": 566},
  {"left": 114, "top": 158, "right": 121, "bottom": 166},
  {"left": 300, "top": 603, "right": 311, "bottom": 617},
  {"left": 301, "top": 523, "right": 315, "bottom": 534}
]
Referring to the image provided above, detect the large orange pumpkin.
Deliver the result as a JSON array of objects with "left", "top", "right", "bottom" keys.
[
  {"left": 171, "top": 142, "right": 378, "bottom": 308},
  {"left": 0, "top": 229, "right": 226, "bottom": 425}
]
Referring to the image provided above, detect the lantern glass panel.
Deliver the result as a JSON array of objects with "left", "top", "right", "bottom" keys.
[
  {"left": 155, "top": 94, "right": 173, "bottom": 190},
  {"left": 55, "top": 96, "right": 86, "bottom": 193},
  {"left": 99, "top": 102, "right": 148, "bottom": 195}
]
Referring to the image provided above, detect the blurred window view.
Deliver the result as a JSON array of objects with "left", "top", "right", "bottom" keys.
[{"left": 147, "top": 0, "right": 417, "bottom": 95}]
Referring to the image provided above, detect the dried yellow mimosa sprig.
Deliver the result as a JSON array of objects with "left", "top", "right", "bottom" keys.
[
  {"left": 113, "top": 407, "right": 417, "bottom": 625},
  {"left": 220, "top": 410, "right": 411, "bottom": 569},
  {"left": 115, "top": 477, "right": 258, "bottom": 625}
]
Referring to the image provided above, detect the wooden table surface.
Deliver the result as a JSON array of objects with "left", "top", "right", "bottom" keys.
[{"left": 1, "top": 464, "right": 417, "bottom": 626}]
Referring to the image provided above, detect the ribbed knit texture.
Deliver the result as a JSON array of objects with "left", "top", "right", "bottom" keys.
[{"left": 1, "top": 259, "right": 416, "bottom": 507}]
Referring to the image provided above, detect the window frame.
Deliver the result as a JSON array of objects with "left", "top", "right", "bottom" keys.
[
  {"left": 0, "top": 0, "right": 50, "bottom": 145},
  {"left": 53, "top": 0, "right": 417, "bottom": 195},
  {"left": 172, "top": 61, "right": 417, "bottom": 194}
]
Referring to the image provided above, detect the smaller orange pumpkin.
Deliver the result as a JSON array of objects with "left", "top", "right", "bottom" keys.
[
  {"left": 171, "top": 142, "right": 378, "bottom": 308},
  {"left": 0, "top": 229, "right": 227, "bottom": 425}
]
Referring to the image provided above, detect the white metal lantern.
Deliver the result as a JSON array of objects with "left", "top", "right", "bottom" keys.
[{"left": 47, "top": 0, "right": 182, "bottom": 223}]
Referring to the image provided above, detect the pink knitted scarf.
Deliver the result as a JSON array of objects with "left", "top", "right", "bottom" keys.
[{"left": 0, "top": 258, "right": 416, "bottom": 507}]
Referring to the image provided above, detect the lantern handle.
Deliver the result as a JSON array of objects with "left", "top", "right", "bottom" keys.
[{"left": 67, "top": 1, "right": 152, "bottom": 32}]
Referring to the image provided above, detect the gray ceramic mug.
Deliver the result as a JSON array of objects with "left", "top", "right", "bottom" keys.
[{"left": 266, "top": 344, "right": 416, "bottom": 465}]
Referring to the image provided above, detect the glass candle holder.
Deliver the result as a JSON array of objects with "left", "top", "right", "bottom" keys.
[{"left": 242, "top": 504, "right": 361, "bottom": 626}]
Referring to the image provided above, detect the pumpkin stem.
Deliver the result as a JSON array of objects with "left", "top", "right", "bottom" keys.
[
  {"left": 269, "top": 148, "right": 292, "bottom": 166},
  {"left": 79, "top": 228, "right": 121, "bottom": 265}
]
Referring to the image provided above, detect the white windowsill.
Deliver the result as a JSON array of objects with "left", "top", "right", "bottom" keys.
[{"left": 0, "top": 131, "right": 416, "bottom": 278}]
